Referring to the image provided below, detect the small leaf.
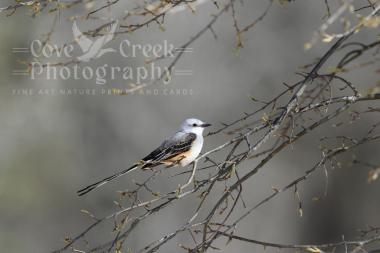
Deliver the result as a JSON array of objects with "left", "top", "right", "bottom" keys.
[
  {"left": 271, "top": 186, "right": 279, "bottom": 193},
  {"left": 261, "top": 113, "right": 269, "bottom": 123},
  {"left": 307, "top": 247, "right": 322, "bottom": 253},
  {"left": 322, "top": 33, "right": 334, "bottom": 43},
  {"left": 304, "top": 42, "right": 312, "bottom": 50},
  {"left": 298, "top": 208, "right": 303, "bottom": 218},
  {"left": 250, "top": 96, "right": 258, "bottom": 102},
  {"left": 362, "top": 16, "right": 380, "bottom": 28},
  {"left": 64, "top": 236, "right": 72, "bottom": 244},
  {"left": 152, "top": 191, "right": 161, "bottom": 197},
  {"left": 368, "top": 168, "right": 380, "bottom": 183},
  {"left": 159, "top": 24, "right": 166, "bottom": 32},
  {"left": 80, "top": 209, "right": 97, "bottom": 220}
]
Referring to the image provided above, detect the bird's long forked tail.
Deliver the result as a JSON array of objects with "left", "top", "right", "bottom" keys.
[{"left": 77, "top": 164, "right": 139, "bottom": 196}]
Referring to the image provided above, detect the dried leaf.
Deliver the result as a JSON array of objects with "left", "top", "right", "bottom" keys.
[
  {"left": 261, "top": 113, "right": 269, "bottom": 123},
  {"left": 304, "top": 42, "right": 312, "bottom": 50},
  {"left": 307, "top": 246, "right": 322, "bottom": 253},
  {"left": 322, "top": 33, "right": 334, "bottom": 43},
  {"left": 362, "top": 16, "right": 380, "bottom": 28},
  {"left": 299, "top": 208, "right": 303, "bottom": 217},
  {"left": 368, "top": 168, "right": 380, "bottom": 183}
]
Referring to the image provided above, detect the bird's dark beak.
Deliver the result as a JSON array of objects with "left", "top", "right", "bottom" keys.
[{"left": 201, "top": 123, "right": 212, "bottom": 127}]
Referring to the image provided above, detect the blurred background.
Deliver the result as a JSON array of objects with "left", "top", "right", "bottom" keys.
[{"left": 0, "top": 0, "right": 379, "bottom": 252}]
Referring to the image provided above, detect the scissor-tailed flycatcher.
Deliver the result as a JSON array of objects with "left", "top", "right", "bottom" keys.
[{"left": 77, "top": 118, "right": 211, "bottom": 196}]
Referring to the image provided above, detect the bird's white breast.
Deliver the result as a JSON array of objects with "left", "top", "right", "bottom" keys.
[{"left": 180, "top": 135, "right": 203, "bottom": 167}]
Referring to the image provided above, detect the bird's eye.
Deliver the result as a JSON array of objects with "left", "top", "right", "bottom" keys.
[{"left": 192, "top": 123, "right": 197, "bottom": 127}]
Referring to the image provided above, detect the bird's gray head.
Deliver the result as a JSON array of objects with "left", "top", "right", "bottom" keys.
[{"left": 180, "top": 118, "right": 211, "bottom": 134}]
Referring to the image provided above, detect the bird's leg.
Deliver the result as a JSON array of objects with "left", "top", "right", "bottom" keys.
[{"left": 179, "top": 161, "right": 198, "bottom": 191}]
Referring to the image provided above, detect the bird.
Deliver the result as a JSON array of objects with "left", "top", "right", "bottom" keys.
[
  {"left": 72, "top": 20, "right": 118, "bottom": 62},
  {"left": 77, "top": 118, "right": 211, "bottom": 196}
]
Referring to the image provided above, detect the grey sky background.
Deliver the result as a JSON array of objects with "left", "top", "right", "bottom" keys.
[{"left": 0, "top": 0, "right": 379, "bottom": 252}]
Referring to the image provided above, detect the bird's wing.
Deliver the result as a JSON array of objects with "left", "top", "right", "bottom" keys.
[
  {"left": 89, "top": 21, "right": 117, "bottom": 54},
  {"left": 104, "top": 21, "right": 118, "bottom": 44},
  {"left": 146, "top": 0, "right": 209, "bottom": 15},
  {"left": 141, "top": 132, "right": 196, "bottom": 165},
  {"left": 72, "top": 21, "right": 93, "bottom": 52}
]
